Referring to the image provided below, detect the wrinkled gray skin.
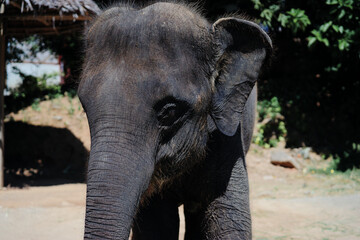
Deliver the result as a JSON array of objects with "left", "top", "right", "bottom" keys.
[{"left": 78, "top": 2, "right": 271, "bottom": 240}]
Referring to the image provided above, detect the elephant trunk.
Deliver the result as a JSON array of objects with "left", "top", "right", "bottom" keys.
[{"left": 84, "top": 134, "right": 154, "bottom": 239}]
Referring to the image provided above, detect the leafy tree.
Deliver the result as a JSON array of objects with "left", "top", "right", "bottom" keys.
[{"left": 251, "top": 0, "right": 360, "bottom": 170}]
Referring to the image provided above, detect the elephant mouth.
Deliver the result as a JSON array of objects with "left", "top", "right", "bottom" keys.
[
  {"left": 147, "top": 159, "right": 184, "bottom": 193},
  {"left": 143, "top": 150, "right": 205, "bottom": 198}
]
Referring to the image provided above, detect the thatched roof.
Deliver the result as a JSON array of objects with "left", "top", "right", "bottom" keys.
[{"left": 1, "top": 0, "right": 101, "bottom": 36}]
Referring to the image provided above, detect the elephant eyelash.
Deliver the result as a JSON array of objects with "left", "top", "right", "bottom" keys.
[{"left": 154, "top": 97, "right": 190, "bottom": 128}]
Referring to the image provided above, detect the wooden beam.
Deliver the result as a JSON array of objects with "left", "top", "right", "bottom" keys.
[
  {"left": 3, "top": 14, "right": 92, "bottom": 22},
  {"left": 0, "top": 20, "right": 5, "bottom": 188},
  {"left": 5, "top": 25, "right": 83, "bottom": 36},
  {"left": 6, "top": 26, "right": 81, "bottom": 32},
  {"left": 9, "top": 2, "right": 21, "bottom": 10},
  {"left": 36, "top": 18, "right": 51, "bottom": 26}
]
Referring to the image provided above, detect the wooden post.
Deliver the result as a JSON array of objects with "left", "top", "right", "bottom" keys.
[{"left": 0, "top": 18, "right": 5, "bottom": 188}]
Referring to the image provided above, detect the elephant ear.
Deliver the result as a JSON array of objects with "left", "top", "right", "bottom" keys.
[{"left": 210, "top": 17, "right": 272, "bottom": 136}]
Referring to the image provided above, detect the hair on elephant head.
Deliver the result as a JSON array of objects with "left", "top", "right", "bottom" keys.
[{"left": 78, "top": 1, "right": 272, "bottom": 239}]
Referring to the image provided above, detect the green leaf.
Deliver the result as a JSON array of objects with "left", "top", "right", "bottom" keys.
[
  {"left": 320, "top": 21, "right": 333, "bottom": 32},
  {"left": 338, "top": 39, "right": 350, "bottom": 50},
  {"left": 326, "top": 0, "right": 339, "bottom": 4},
  {"left": 308, "top": 36, "right": 317, "bottom": 47},
  {"left": 311, "top": 30, "right": 322, "bottom": 40},
  {"left": 339, "top": 26, "right": 344, "bottom": 33},
  {"left": 269, "top": 4, "right": 280, "bottom": 12},
  {"left": 252, "top": 0, "right": 262, "bottom": 10},
  {"left": 261, "top": 9, "right": 273, "bottom": 22},
  {"left": 280, "top": 9, "right": 311, "bottom": 33},
  {"left": 277, "top": 13, "right": 289, "bottom": 27},
  {"left": 343, "top": 0, "right": 354, "bottom": 9},
  {"left": 322, "top": 38, "right": 330, "bottom": 47},
  {"left": 338, "top": 9, "right": 346, "bottom": 19},
  {"left": 332, "top": 25, "right": 340, "bottom": 32}
]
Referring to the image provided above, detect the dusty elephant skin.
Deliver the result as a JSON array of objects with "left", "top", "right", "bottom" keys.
[{"left": 78, "top": 1, "right": 272, "bottom": 239}]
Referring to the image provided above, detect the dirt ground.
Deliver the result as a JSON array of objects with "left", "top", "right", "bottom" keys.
[{"left": 1, "top": 96, "right": 360, "bottom": 240}]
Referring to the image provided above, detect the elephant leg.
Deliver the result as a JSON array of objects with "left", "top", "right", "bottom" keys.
[
  {"left": 184, "top": 161, "right": 251, "bottom": 240},
  {"left": 132, "top": 195, "right": 179, "bottom": 240},
  {"left": 202, "top": 158, "right": 252, "bottom": 240}
]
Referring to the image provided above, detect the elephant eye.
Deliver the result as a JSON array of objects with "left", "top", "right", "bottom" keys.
[
  {"left": 154, "top": 98, "right": 190, "bottom": 128},
  {"left": 157, "top": 103, "right": 179, "bottom": 126}
]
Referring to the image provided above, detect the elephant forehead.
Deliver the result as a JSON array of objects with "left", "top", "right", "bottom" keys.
[
  {"left": 138, "top": 2, "right": 210, "bottom": 34},
  {"left": 87, "top": 2, "right": 213, "bottom": 59},
  {"left": 95, "top": 2, "right": 210, "bottom": 38}
]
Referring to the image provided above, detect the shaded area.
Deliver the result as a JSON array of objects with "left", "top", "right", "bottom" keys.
[
  {"left": 259, "top": 35, "right": 360, "bottom": 170},
  {"left": 4, "top": 121, "right": 88, "bottom": 187}
]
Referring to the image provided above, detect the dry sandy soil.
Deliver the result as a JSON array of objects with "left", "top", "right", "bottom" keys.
[{"left": 1, "top": 96, "right": 360, "bottom": 240}]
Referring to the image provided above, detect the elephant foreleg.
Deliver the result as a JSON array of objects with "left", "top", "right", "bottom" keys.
[
  {"left": 184, "top": 157, "right": 251, "bottom": 240},
  {"left": 202, "top": 158, "right": 252, "bottom": 240}
]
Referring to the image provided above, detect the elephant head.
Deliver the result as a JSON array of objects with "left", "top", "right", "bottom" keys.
[{"left": 78, "top": 2, "right": 271, "bottom": 239}]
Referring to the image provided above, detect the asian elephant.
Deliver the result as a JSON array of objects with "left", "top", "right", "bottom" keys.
[{"left": 78, "top": 1, "right": 272, "bottom": 240}]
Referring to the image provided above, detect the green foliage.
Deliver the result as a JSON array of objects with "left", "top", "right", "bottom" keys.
[
  {"left": 11, "top": 70, "right": 61, "bottom": 98},
  {"left": 253, "top": 97, "right": 287, "bottom": 148},
  {"left": 5, "top": 70, "right": 62, "bottom": 113},
  {"left": 7, "top": 34, "right": 83, "bottom": 91},
  {"left": 278, "top": 9, "right": 311, "bottom": 34},
  {"left": 251, "top": 0, "right": 360, "bottom": 170},
  {"left": 252, "top": 0, "right": 360, "bottom": 60},
  {"left": 6, "top": 36, "right": 48, "bottom": 62},
  {"left": 334, "top": 142, "right": 360, "bottom": 170},
  {"left": 307, "top": 0, "right": 358, "bottom": 51},
  {"left": 31, "top": 98, "right": 41, "bottom": 112},
  {"left": 67, "top": 94, "right": 75, "bottom": 116},
  {"left": 252, "top": 0, "right": 311, "bottom": 34},
  {"left": 306, "top": 153, "right": 360, "bottom": 180}
]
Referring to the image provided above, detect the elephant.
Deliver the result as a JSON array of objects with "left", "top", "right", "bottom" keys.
[{"left": 78, "top": 1, "right": 272, "bottom": 240}]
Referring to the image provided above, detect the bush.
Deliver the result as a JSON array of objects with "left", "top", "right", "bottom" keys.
[
  {"left": 253, "top": 97, "right": 287, "bottom": 148},
  {"left": 5, "top": 70, "right": 62, "bottom": 114},
  {"left": 251, "top": 0, "right": 360, "bottom": 170}
]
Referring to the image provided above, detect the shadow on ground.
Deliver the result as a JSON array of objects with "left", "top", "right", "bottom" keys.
[{"left": 4, "top": 121, "right": 89, "bottom": 187}]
